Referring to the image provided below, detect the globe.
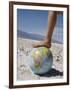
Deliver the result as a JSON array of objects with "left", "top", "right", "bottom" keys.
[{"left": 27, "top": 47, "right": 53, "bottom": 75}]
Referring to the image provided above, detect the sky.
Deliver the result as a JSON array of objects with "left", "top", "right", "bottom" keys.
[{"left": 17, "top": 9, "right": 63, "bottom": 43}]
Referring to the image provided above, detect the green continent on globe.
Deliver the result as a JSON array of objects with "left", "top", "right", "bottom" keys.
[
  {"left": 41, "top": 47, "right": 49, "bottom": 56},
  {"left": 31, "top": 47, "right": 49, "bottom": 71},
  {"left": 31, "top": 49, "right": 42, "bottom": 70}
]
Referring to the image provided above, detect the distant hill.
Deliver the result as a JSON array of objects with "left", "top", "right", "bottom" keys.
[
  {"left": 17, "top": 30, "right": 44, "bottom": 40},
  {"left": 17, "top": 30, "right": 62, "bottom": 44}
]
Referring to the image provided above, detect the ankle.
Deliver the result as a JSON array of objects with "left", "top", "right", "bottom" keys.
[{"left": 44, "top": 39, "right": 51, "bottom": 44}]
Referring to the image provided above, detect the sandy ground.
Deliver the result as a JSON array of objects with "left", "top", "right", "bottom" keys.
[{"left": 17, "top": 38, "right": 63, "bottom": 80}]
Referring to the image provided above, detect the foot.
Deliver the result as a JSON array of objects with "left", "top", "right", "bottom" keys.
[{"left": 33, "top": 40, "right": 51, "bottom": 48}]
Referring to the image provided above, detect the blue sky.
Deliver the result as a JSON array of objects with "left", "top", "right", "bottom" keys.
[{"left": 17, "top": 9, "right": 63, "bottom": 43}]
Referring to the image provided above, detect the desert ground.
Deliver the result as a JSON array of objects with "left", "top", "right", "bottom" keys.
[{"left": 17, "top": 38, "right": 63, "bottom": 80}]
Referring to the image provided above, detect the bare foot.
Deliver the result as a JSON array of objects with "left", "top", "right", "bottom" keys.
[{"left": 33, "top": 40, "right": 51, "bottom": 48}]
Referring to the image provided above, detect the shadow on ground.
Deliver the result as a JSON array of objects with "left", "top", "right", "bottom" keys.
[{"left": 37, "top": 68, "right": 63, "bottom": 77}]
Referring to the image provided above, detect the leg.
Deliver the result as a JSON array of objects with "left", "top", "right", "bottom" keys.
[
  {"left": 33, "top": 11, "right": 57, "bottom": 48},
  {"left": 45, "top": 11, "right": 57, "bottom": 44}
]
